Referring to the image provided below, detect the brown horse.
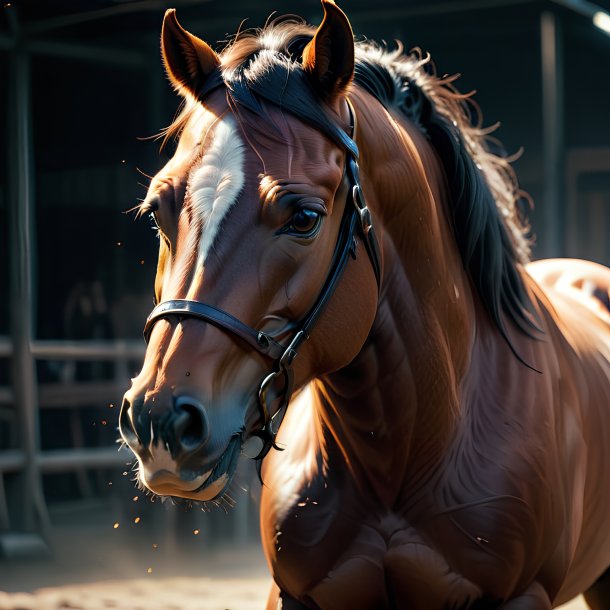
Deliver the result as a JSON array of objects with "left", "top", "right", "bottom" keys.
[{"left": 119, "top": 2, "right": 610, "bottom": 608}]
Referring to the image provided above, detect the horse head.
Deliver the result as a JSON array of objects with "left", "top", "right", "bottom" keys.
[{"left": 120, "top": 1, "right": 379, "bottom": 503}]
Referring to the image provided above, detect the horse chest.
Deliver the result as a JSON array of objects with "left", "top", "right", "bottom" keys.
[{"left": 266, "top": 503, "right": 485, "bottom": 610}]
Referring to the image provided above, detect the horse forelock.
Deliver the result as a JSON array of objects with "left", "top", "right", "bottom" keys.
[
  {"left": 220, "top": 17, "right": 314, "bottom": 74},
  {"left": 156, "top": 19, "right": 351, "bottom": 164}
]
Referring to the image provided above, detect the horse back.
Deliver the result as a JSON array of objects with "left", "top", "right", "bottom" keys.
[{"left": 526, "top": 258, "right": 610, "bottom": 602}]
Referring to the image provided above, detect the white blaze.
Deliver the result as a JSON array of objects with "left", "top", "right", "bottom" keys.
[{"left": 188, "top": 116, "right": 245, "bottom": 272}]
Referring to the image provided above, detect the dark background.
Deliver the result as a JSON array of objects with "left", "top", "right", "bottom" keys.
[
  {"left": 0, "top": 0, "right": 609, "bottom": 574},
  {"left": 2, "top": 0, "right": 610, "bottom": 340}
]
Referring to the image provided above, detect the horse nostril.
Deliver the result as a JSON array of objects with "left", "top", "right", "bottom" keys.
[
  {"left": 119, "top": 397, "right": 140, "bottom": 446},
  {"left": 173, "top": 396, "right": 209, "bottom": 451}
]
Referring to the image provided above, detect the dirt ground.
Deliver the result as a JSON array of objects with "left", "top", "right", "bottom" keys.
[
  {"left": 0, "top": 504, "right": 592, "bottom": 610},
  {"left": 0, "top": 576, "right": 269, "bottom": 610},
  {"left": 0, "top": 499, "right": 271, "bottom": 610},
  {"left": 0, "top": 578, "right": 591, "bottom": 610},
  {"left": 0, "top": 581, "right": 590, "bottom": 610},
  {"left": 0, "top": 550, "right": 591, "bottom": 610},
  {"left": 0, "top": 537, "right": 271, "bottom": 610}
]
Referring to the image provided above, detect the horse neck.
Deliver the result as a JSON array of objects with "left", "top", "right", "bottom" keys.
[{"left": 314, "top": 92, "right": 476, "bottom": 505}]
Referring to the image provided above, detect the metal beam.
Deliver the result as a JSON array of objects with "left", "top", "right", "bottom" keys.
[
  {"left": 344, "top": 0, "right": 536, "bottom": 19},
  {"left": 541, "top": 10, "right": 565, "bottom": 256},
  {"left": 26, "top": 40, "right": 147, "bottom": 68},
  {"left": 187, "top": 0, "right": 538, "bottom": 41},
  {"left": 24, "top": 0, "right": 207, "bottom": 35}
]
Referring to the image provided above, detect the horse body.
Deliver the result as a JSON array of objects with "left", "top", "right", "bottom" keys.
[
  {"left": 261, "top": 269, "right": 610, "bottom": 608},
  {"left": 120, "top": 2, "right": 610, "bottom": 607},
  {"left": 527, "top": 260, "right": 610, "bottom": 602},
  {"left": 259, "top": 85, "right": 610, "bottom": 609}
]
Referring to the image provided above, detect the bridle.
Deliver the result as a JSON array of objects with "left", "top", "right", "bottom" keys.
[{"left": 143, "top": 98, "right": 382, "bottom": 460}]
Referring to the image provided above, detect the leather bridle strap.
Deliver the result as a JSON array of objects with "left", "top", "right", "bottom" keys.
[
  {"left": 252, "top": 194, "right": 360, "bottom": 457},
  {"left": 347, "top": 155, "right": 382, "bottom": 288}
]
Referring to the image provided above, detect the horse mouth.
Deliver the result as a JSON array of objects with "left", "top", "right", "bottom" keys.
[{"left": 141, "top": 435, "right": 242, "bottom": 502}]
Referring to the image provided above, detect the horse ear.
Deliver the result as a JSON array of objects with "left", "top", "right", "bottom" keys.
[
  {"left": 161, "top": 9, "right": 219, "bottom": 97},
  {"left": 302, "top": 0, "right": 355, "bottom": 101}
]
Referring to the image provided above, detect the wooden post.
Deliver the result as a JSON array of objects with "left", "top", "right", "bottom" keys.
[{"left": 7, "top": 32, "right": 50, "bottom": 539}]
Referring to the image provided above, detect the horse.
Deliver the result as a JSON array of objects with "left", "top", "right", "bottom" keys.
[{"left": 119, "top": 2, "right": 610, "bottom": 608}]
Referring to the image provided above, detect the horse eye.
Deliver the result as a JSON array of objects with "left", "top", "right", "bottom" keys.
[{"left": 289, "top": 209, "right": 321, "bottom": 236}]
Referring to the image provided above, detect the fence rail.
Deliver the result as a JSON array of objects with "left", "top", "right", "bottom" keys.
[
  {"left": 32, "top": 340, "right": 145, "bottom": 360},
  {"left": 0, "top": 446, "right": 133, "bottom": 474},
  {"left": 0, "top": 338, "right": 145, "bottom": 360},
  {"left": 38, "top": 381, "right": 127, "bottom": 408},
  {"left": 0, "top": 339, "right": 144, "bottom": 537}
]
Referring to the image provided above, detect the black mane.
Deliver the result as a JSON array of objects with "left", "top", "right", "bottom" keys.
[{"left": 353, "top": 55, "right": 538, "bottom": 351}]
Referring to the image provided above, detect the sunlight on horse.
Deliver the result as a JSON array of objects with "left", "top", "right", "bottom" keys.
[{"left": 120, "top": 1, "right": 610, "bottom": 607}]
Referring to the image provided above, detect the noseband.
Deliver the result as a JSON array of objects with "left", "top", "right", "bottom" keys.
[{"left": 143, "top": 100, "right": 382, "bottom": 460}]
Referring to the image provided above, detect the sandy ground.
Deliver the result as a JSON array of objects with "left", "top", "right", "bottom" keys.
[
  {"left": 0, "top": 576, "right": 269, "bottom": 610},
  {"left": 0, "top": 502, "right": 592, "bottom": 610},
  {"left": 0, "top": 560, "right": 591, "bottom": 610},
  {"left": 0, "top": 540, "right": 272, "bottom": 610},
  {"left": 0, "top": 499, "right": 272, "bottom": 610},
  {"left": 0, "top": 579, "right": 591, "bottom": 610},
  {"left": 0, "top": 581, "right": 591, "bottom": 610}
]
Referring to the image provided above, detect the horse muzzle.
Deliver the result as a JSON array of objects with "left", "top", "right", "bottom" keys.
[{"left": 119, "top": 393, "right": 241, "bottom": 501}]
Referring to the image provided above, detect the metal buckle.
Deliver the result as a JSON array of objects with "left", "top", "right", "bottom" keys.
[
  {"left": 254, "top": 364, "right": 295, "bottom": 461},
  {"left": 258, "top": 369, "right": 283, "bottom": 425},
  {"left": 353, "top": 184, "right": 373, "bottom": 236},
  {"left": 360, "top": 207, "right": 373, "bottom": 236},
  {"left": 279, "top": 330, "right": 305, "bottom": 369}
]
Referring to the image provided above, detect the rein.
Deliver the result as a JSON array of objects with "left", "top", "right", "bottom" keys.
[{"left": 143, "top": 98, "right": 382, "bottom": 460}]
